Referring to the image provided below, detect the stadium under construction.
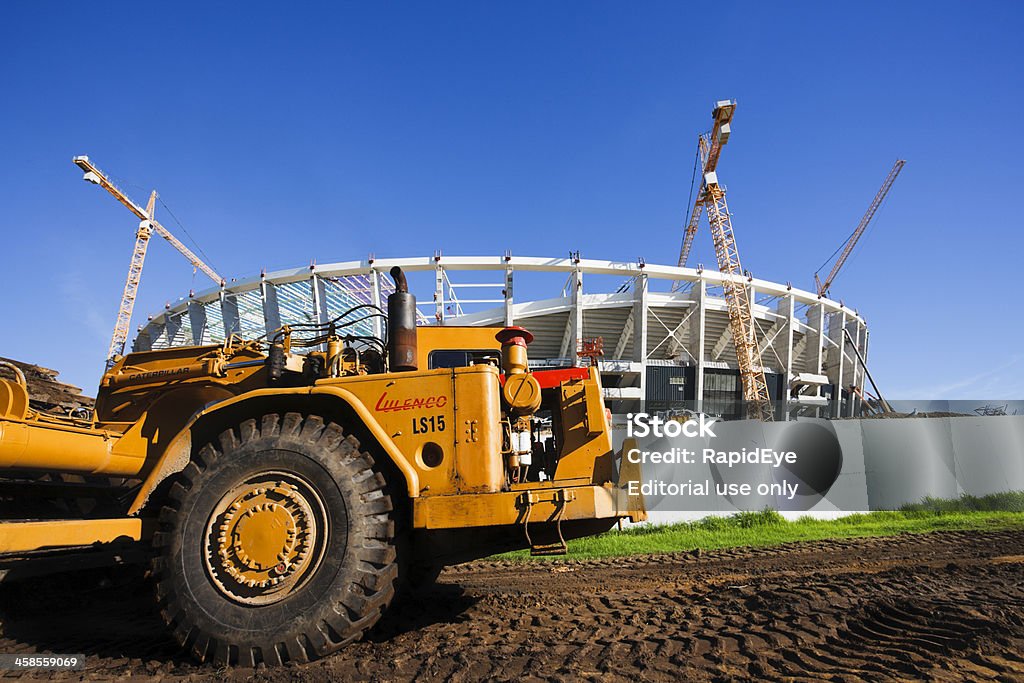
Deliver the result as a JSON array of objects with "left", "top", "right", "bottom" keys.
[{"left": 133, "top": 254, "right": 870, "bottom": 420}]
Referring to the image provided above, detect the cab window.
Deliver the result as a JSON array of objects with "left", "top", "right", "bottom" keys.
[{"left": 428, "top": 349, "right": 501, "bottom": 369}]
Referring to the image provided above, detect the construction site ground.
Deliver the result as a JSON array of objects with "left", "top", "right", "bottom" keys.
[{"left": 1, "top": 529, "right": 1022, "bottom": 681}]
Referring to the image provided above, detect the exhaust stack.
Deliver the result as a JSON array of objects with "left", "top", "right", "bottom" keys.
[{"left": 387, "top": 266, "right": 418, "bottom": 372}]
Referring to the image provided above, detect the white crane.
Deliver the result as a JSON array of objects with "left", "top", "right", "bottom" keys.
[
  {"left": 73, "top": 156, "right": 224, "bottom": 365},
  {"left": 815, "top": 160, "right": 905, "bottom": 297}
]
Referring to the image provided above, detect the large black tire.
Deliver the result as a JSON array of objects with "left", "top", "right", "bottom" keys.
[{"left": 151, "top": 412, "right": 397, "bottom": 666}]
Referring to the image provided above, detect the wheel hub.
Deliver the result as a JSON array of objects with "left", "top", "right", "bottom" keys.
[{"left": 205, "top": 474, "right": 327, "bottom": 605}]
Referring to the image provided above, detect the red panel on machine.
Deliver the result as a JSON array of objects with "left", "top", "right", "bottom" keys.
[{"left": 526, "top": 367, "right": 590, "bottom": 388}]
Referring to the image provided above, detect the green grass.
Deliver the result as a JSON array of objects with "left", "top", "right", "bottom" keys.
[
  {"left": 899, "top": 490, "right": 1024, "bottom": 513},
  {"left": 499, "top": 492, "right": 1024, "bottom": 561}
]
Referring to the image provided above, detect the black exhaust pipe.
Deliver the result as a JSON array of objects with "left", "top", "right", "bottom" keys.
[{"left": 387, "top": 266, "right": 418, "bottom": 372}]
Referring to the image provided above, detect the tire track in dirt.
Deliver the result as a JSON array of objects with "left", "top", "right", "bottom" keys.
[{"left": 0, "top": 529, "right": 1022, "bottom": 681}]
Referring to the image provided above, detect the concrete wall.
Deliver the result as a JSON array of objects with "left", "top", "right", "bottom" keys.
[{"left": 613, "top": 415, "right": 1024, "bottom": 522}]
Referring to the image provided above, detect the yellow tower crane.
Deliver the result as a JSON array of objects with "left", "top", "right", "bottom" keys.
[
  {"left": 673, "top": 100, "right": 773, "bottom": 421},
  {"left": 815, "top": 159, "right": 905, "bottom": 297},
  {"left": 73, "top": 156, "right": 224, "bottom": 366}
]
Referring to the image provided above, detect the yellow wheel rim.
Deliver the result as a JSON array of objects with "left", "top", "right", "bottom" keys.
[{"left": 204, "top": 471, "right": 328, "bottom": 605}]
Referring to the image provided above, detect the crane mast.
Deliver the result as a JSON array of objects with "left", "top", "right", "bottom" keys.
[
  {"left": 673, "top": 101, "right": 773, "bottom": 420},
  {"left": 73, "top": 156, "right": 224, "bottom": 366},
  {"left": 105, "top": 191, "right": 157, "bottom": 365},
  {"left": 815, "top": 159, "right": 905, "bottom": 297}
]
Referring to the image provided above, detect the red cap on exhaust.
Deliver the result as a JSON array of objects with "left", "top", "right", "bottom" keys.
[{"left": 495, "top": 326, "right": 534, "bottom": 348}]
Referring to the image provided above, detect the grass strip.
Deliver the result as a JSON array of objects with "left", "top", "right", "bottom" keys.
[{"left": 498, "top": 491, "right": 1024, "bottom": 561}]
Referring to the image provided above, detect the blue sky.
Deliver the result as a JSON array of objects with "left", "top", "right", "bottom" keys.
[{"left": 1, "top": 2, "right": 1021, "bottom": 398}]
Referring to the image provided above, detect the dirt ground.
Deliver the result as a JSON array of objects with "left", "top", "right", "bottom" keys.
[{"left": 1, "top": 529, "right": 1023, "bottom": 681}]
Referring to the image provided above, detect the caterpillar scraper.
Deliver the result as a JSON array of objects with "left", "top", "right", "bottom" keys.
[{"left": 0, "top": 267, "right": 645, "bottom": 666}]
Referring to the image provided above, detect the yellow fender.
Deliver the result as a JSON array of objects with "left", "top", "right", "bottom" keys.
[{"left": 127, "top": 385, "right": 420, "bottom": 515}]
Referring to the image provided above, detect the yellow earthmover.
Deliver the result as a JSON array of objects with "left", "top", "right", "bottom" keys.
[{"left": 0, "top": 267, "right": 644, "bottom": 666}]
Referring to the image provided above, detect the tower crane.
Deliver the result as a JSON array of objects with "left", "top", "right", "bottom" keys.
[
  {"left": 815, "top": 159, "right": 905, "bottom": 297},
  {"left": 672, "top": 101, "right": 772, "bottom": 420},
  {"left": 673, "top": 108, "right": 726, "bottom": 276},
  {"left": 73, "top": 156, "right": 224, "bottom": 366}
]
